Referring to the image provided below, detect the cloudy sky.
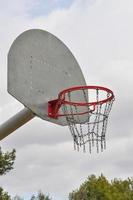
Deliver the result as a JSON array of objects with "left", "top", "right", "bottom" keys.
[{"left": 0, "top": 0, "right": 133, "bottom": 199}]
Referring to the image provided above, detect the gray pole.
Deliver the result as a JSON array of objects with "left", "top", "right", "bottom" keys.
[{"left": 0, "top": 107, "right": 35, "bottom": 141}]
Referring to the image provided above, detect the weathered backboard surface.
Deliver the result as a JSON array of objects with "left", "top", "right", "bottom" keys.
[{"left": 8, "top": 29, "right": 86, "bottom": 125}]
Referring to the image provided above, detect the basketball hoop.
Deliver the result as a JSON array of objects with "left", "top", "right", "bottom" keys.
[
  {"left": 48, "top": 86, "right": 115, "bottom": 153},
  {"left": 1, "top": 28, "right": 115, "bottom": 154}
]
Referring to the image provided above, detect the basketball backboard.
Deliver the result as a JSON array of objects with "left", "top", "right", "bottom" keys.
[
  {"left": 0, "top": 28, "right": 114, "bottom": 151},
  {"left": 8, "top": 29, "right": 86, "bottom": 126}
]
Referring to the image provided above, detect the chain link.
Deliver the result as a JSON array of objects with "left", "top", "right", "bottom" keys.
[{"left": 61, "top": 88, "right": 114, "bottom": 153}]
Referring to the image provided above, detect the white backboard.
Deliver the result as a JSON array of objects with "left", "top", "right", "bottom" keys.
[{"left": 8, "top": 29, "right": 86, "bottom": 125}]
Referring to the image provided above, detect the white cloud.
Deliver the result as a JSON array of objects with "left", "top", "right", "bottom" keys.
[{"left": 1, "top": 0, "right": 133, "bottom": 199}]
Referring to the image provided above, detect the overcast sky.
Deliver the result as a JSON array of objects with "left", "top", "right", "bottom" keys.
[{"left": 0, "top": 0, "right": 133, "bottom": 199}]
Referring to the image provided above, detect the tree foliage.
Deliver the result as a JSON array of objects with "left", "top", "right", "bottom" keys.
[
  {"left": 30, "top": 191, "right": 51, "bottom": 200},
  {"left": 9, "top": 192, "right": 51, "bottom": 200},
  {"left": 0, "top": 147, "right": 16, "bottom": 199},
  {"left": 1, "top": 145, "right": 133, "bottom": 200},
  {"left": 69, "top": 174, "right": 133, "bottom": 200},
  {"left": 0, "top": 147, "right": 16, "bottom": 175},
  {"left": 0, "top": 187, "right": 11, "bottom": 200}
]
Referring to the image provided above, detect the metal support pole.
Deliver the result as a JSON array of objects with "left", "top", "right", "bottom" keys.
[{"left": 0, "top": 107, "right": 35, "bottom": 141}]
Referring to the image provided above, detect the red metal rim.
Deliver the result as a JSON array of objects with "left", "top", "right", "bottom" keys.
[{"left": 58, "top": 85, "right": 114, "bottom": 106}]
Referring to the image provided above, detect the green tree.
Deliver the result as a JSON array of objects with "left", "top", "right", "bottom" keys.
[
  {"left": 0, "top": 147, "right": 16, "bottom": 175},
  {"left": 0, "top": 187, "right": 11, "bottom": 200},
  {"left": 69, "top": 174, "right": 133, "bottom": 200},
  {"left": 30, "top": 191, "right": 51, "bottom": 200},
  {"left": 0, "top": 147, "right": 16, "bottom": 200}
]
